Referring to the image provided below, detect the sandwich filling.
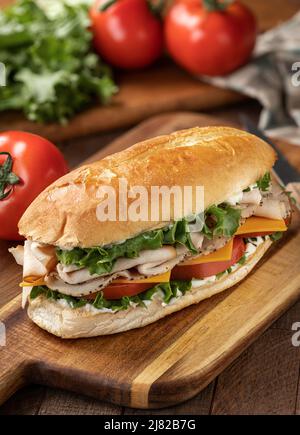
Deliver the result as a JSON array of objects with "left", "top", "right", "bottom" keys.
[{"left": 10, "top": 173, "right": 291, "bottom": 312}]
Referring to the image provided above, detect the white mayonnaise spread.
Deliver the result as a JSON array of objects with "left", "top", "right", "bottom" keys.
[{"left": 226, "top": 191, "right": 244, "bottom": 206}]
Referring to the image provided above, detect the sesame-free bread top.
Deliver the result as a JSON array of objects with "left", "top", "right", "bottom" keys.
[{"left": 18, "top": 126, "right": 276, "bottom": 248}]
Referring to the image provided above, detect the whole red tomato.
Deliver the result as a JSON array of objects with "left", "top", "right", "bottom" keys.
[
  {"left": 165, "top": 0, "right": 257, "bottom": 76},
  {"left": 90, "top": 0, "right": 164, "bottom": 69},
  {"left": 0, "top": 131, "right": 68, "bottom": 241}
]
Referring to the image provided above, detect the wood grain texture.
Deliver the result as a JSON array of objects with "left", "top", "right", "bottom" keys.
[
  {"left": 0, "top": 0, "right": 299, "bottom": 142},
  {"left": 0, "top": 112, "right": 300, "bottom": 410},
  {"left": 0, "top": 385, "right": 46, "bottom": 415},
  {"left": 37, "top": 389, "right": 122, "bottom": 416},
  {"left": 273, "top": 300, "right": 300, "bottom": 330},
  {"left": 125, "top": 383, "right": 216, "bottom": 416},
  {"left": 211, "top": 329, "right": 300, "bottom": 415}
]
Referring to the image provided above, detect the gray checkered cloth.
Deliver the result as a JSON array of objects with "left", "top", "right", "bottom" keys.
[{"left": 202, "top": 12, "right": 300, "bottom": 145}]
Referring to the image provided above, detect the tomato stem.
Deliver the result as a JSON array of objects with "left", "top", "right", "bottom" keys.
[
  {"left": 0, "top": 152, "right": 20, "bottom": 200},
  {"left": 202, "top": 0, "right": 233, "bottom": 11},
  {"left": 147, "top": 0, "right": 165, "bottom": 17},
  {"left": 99, "top": 0, "right": 116, "bottom": 12}
]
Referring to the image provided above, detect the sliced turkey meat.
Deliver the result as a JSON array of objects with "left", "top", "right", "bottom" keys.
[
  {"left": 111, "top": 246, "right": 177, "bottom": 274},
  {"left": 254, "top": 198, "right": 286, "bottom": 220},
  {"left": 45, "top": 270, "right": 141, "bottom": 297},
  {"left": 240, "top": 189, "right": 262, "bottom": 205},
  {"left": 55, "top": 246, "right": 177, "bottom": 285},
  {"left": 9, "top": 241, "right": 56, "bottom": 278},
  {"left": 9, "top": 245, "right": 24, "bottom": 266},
  {"left": 190, "top": 232, "right": 204, "bottom": 249},
  {"left": 56, "top": 263, "right": 97, "bottom": 284},
  {"left": 236, "top": 188, "right": 289, "bottom": 220},
  {"left": 240, "top": 204, "right": 257, "bottom": 219},
  {"left": 55, "top": 236, "right": 203, "bottom": 285},
  {"left": 137, "top": 255, "right": 185, "bottom": 276},
  {"left": 200, "top": 236, "right": 230, "bottom": 256}
]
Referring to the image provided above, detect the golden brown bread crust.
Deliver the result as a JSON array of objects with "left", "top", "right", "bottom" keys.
[
  {"left": 19, "top": 126, "right": 276, "bottom": 248},
  {"left": 27, "top": 238, "right": 272, "bottom": 338}
]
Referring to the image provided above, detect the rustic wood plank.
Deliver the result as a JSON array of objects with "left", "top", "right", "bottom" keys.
[
  {"left": 273, "top": 300, "right": 300, "bottom": 331},
  {"left": 242, "top": 0, "right": 300, "bottom": 32},
  {"left": 0, "top": 240, "right": 22, "bottom": 307},
  {"left": 60, "top": 130, "right": 126, "bottom": 170},
  {"left": 211, "top": 329, "right": 300, "bottom": 415},
  {"left": 272, "top": 139, "right": 300, "bottom": 175},
  {"left": 37, "top": 388, "right": 122, "bottom": 415},
  {"left": 0, "top": 385, "right": 46, "bottom": 415}
]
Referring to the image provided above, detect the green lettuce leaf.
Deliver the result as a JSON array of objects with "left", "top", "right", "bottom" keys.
[
  {"left": 154, "top": 280, "right": 192, "bottom": 303},
  {"left": 29, "top": 280, "right": 192, "bottom": 312},
  {"left": 163, "top": 218, "right": 197, "bottom": 254},
  {"left": 202, "top": 204, "right": 241, "bottom": 239},
  {"left": 270, "top": 231, "right": 283, "bottom": 241},
  {"left": 0, "top": 0, "right": 117, "bottom": 123},
  {"left": 256, "top": 172, "right": 271, "bottom": 191}
]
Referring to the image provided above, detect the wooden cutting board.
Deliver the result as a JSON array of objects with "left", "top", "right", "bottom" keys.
[
  {"left": 0, "top": 0, "right": 299, "bottom": 142},
  {"left": 0, "top": 112, "right": 300, "bottom": 409}
]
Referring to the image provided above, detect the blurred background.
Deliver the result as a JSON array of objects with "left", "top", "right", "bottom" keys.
[{"left": 0, "top": 0, "right": 300, "bottom": 161}]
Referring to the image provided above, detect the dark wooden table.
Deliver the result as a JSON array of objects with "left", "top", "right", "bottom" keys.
[{"left": 1, "top": 101, "right": 300, "bottom": 415}]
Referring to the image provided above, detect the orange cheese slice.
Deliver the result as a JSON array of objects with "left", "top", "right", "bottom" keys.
[
  {"left": 236, "top": 217, "right": 287, "bottom": 235},
  {"left": 20, "top": 276, "right": 46, "bottom": 287},
  {"left": 113, "top": 270, "right": 171, "bottom": 284},
  {"left": 179, "top": 239, "right": 234, "bottom": 266}
]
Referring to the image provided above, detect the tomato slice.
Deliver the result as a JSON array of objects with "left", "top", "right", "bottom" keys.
[
  {"left": 86, "top": 282, "right": 154, "bottom": 301},
  {"left": 171, "top": 237, "right": 246, "bottom": 280}
]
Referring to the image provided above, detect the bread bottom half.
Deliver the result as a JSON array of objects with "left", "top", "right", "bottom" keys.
[{"left": 27, "top": 239, "right": 272, "bottom": 338}]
